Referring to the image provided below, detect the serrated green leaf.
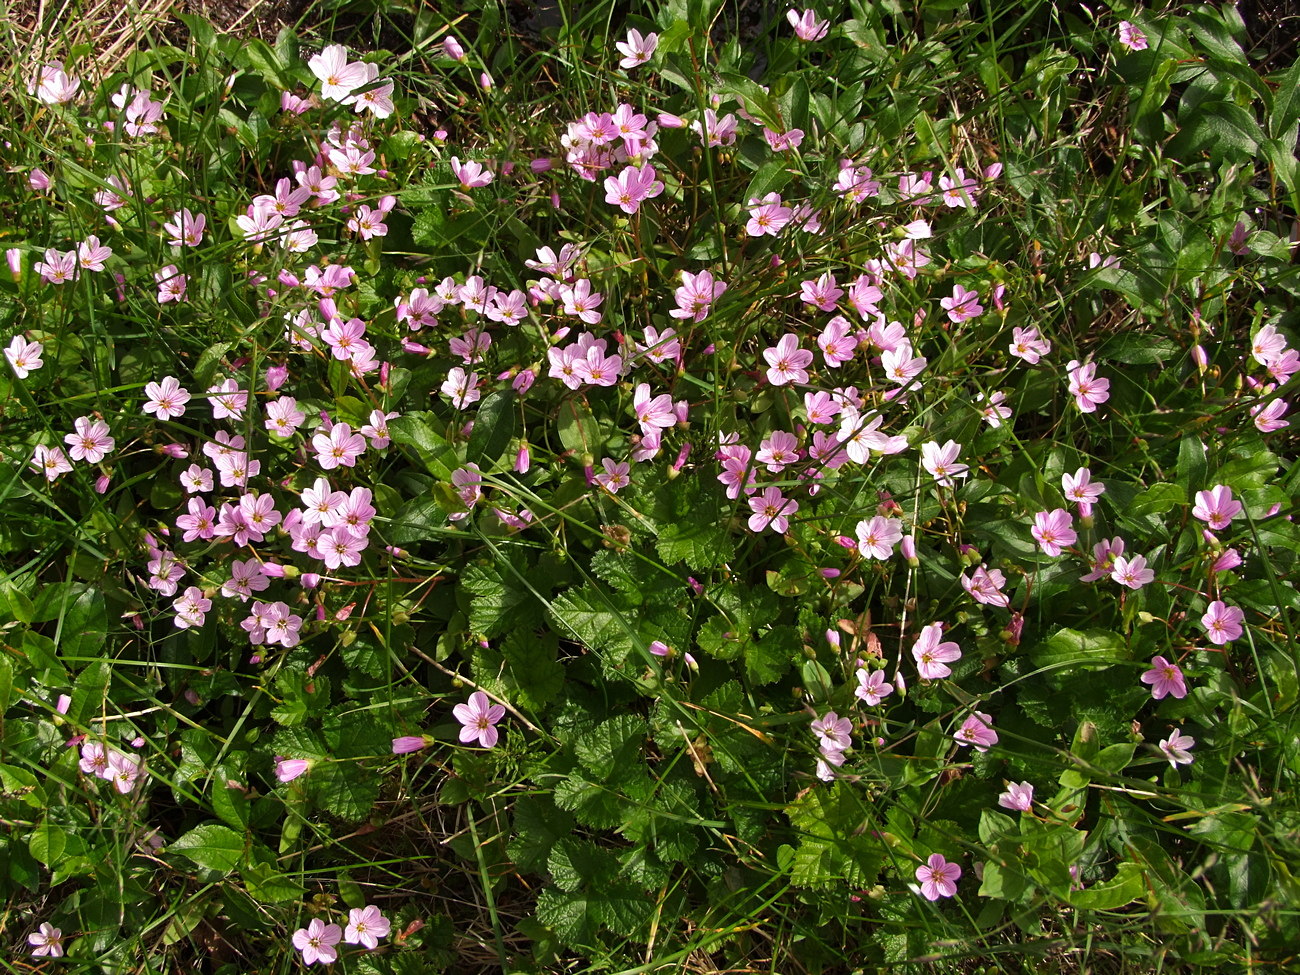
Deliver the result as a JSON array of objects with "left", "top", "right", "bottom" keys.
[{"left": 574, "top": 714, "right": 645, "bottom": 780}]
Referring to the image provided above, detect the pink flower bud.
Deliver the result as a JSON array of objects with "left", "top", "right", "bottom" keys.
[
  {"left": 479, "top": 72, "right": 493, "bottom": 89},
  {"left": 261, "top": 562, "right": 287, "bottom": 578},
  {"left": 443, "top": 36, "right": 465, "bottom": 60},
  {"left": 392, "top": 735, "right": 429, "bottom": 754},
  {"left": 513, "top": 369, "right": 536, "bottom": 394},
  {"left": 1211, "top": 548, "right": 1243, "bottom": 573},
  {"left": 160, "top": 443, "right": 189, "bottom": 458},
  {"left": 6, "top": 247, "right": 21, "bottom": 278},
  {"left": 1192, "top": 345, "right": 1208, "bottom": 372},
  {"left": 820, "top": 568, "right": 841, "bottom": 579},
  {"left": 56, "top": 694, "right": 71, "bottom": 714},
  {"left": 648, "top": 640, "right": 670, "bottom": 656},
  {"left": 95, "top": 474, "right": 111, "bottom": 494},
  {"left": 657, "top": 112, "right": 686, "bottom": 128},
  {"left": 687, "top": 577, "right": 703, "bottom": 595},
  {"left": 901, "top": 535, "right": 918, "bottom": 565},
  {"left": 28, "top": 168, "right": 51, "bottom": 192},
  {"left": 530, "top": 157, "right": 553, "bottom": 172},
  {"left": 836, "top": 535, "right": 858, "bottom": 550},
  {"left": 515, "top": 445, "right": 531, "bottom": 473},
  {"left": 265, "top": 363, "right": 289, "bottom": 390},
  {"left": 385, "top": 545, "right": 408, "bottom": 558},
  {"left": 825, "top": 629, "right": 841, "bottom": 649},
  {"left": 301, "top": 573, "right": 321, "bottom": 589}
]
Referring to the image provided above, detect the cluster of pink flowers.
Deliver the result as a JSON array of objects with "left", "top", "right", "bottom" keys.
[
  {"left": 292, "top": 904, "right": 391, "bottom": 964},
  {"left": 561, "top": 103, "right": 661, "bottom": 179},
  {"left": 79, "top": 740, "right": 145, "bottom": 794}
]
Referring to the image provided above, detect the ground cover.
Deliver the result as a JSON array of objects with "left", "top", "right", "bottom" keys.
[{"left": 2, "top": 1, "right": 1299, "bottom": 972}]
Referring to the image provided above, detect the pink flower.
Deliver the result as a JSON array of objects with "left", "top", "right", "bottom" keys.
[
  {"left": 1141, "top": 656, "right": 1188, "bottom": 700},
  {"left": 142, "top": 376, "right": 190, "bottom": 420},
  {"left": 454, "top": 691, "right": 506, "bottom": 748},
  {"left": 603, "top": 164, "right": 663, "bottom": 214},
  {"left": 293, "top": 918, "right": 343, "bottom": 965},
  {"left": 309, "top": 44, "right": 369, "bottom": 100},
  {"left": 1062, "top": 467, "right": 1105, "bottom": 517},
  {"left": 313, "top": 422, "right": 367, "bottom": 470},
  {"left": 939, "top": 168, "right": 979, "bottom": 208},
  {"left": 5, "top": 335, "right": 44, "bottom": 378},
  {"left": 1111, "top": 554, "right": 1155, "bottom": 590},
  {"left": 344, "top": 905, "right": 391, "bottom": 949},
  {"left": 163, "top": 208, "right": 206, "bottom": 247},
  {"left": 800, "top": 271, "right": 843, "bottom": 312},
  {"left": 77, "top": 235, "right": 112, "bottom": 272},
  {"left": 265, "top": 397, "right": 307, "bottom": 437},
  {"left": 392, "top": 735, "right": 429, "bottom": 754},
  {"left": 787, "top": 8, "right": 829, "bottom": 40},
  {"left": 1158, "top": 728, "right": 1195, "bottom": 767},
  {"left": 1081, "top": 536, "right": 1125, "bottom": 582},
  {"left": 616, "top": 28, "right": 658, "bottom": 68},
  {"left": 595, "top": 458, "right": 630, "bottom": 493},
  {"left": 940, "top": 284, "right": 983, "bottom": 324},
  {"left": 155, "top": 265, "right": 188, "bottom": 302},
  {"left": 1009, "top": 326, "right": 1051, "bottom": 364},
  {"left": 450, "top": 156, "right": 493, "bottom": 189},
  {"left": 921, "top": 440, "right": 968, "bottom": 487},
  {"left": 961, "top": 565, "right": 1010, "bottom": 608},
  {"left": 1251, "top": 394, "right": 1289, "bottom": 433},
  {"left": 747, "top": 486, "right": 797, "bottom": 533},
  {"left": 811, "top": 711, "right": 852, "bottom": 750},
  {"left": 855, "top": 515, "right": 903, "bottom": 559},
  {"left": 1067, "top": 359, "right": 1110, "bottom": 413},
  {"left": 1117, "top": 21, "right": 1148, "bottom": 52},
  {"left": 1201, "top": 600, "right": 1244, "bottom": 644},
  {"left": 1192, "top": 485, "right": 1243, "bottom": 531},
  {"left": 854, "top": 668, "right": 893, "bottom": 706},
  {"left": 27, "top": 923, "right": 64, "bottom": 957},
  {"left": 32, "top": 445, "right": 73, "bottom": 481},
  {"left": 671, "top": 270, "right": 726, "bottom": 322},
  {"left": 274, "top": 756, "right": 311, "bottom": 783},
  {"left": 65, "top": 416, "right": 114, "bottom": 463},
  {"left": 1031, "top": 509, "right": 1076, "bottom": 556},
  {"left": 915, "top": 853, "right": 961, "bottom": 900},
  {"left": 763, "top": 334, "right": 814, "bottom": 386},
  {"left": 954, "top": 711, "right": 999, "bottom": 751},
  {"left": 997, "top": 782, "right": 1034, "bottom": 812},
  {"left": 35, "top": 247, "right": 78, "bottom": 284},
  {"left": 912, "top": 623, "right": 961, "bottom": 680},
  {"left": 976, "top": 390, "right": 1012, "bottom": 427},
  {"left": 746, "top": 193, "right": 793, "bottom": 237}
]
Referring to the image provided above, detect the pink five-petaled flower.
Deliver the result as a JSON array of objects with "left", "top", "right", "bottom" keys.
[
  {"left": 163, "top": 208, "right": 206, "bottom": 247},
  {"left": 454, "top": 691, "right": 506, "bottom": 748},
  {"left": 65, "top": 416, "right": 114, "bottom": 463},
  {"left": 998, "top": 781, "right": 1034, "bottom": 812},
  {"left": 1110, "top": 554, "right": 1155, "bottom": 590},
  {"left": 954, "top": 711, "right": 999, "bottom": 751},
  {"left": 912, "top": 622, "right": 961, "bottom": 680},
  {"left": 1117, "top": 20, "right": 1148, "bottom": 52},
  {"left": 787, "top": 8, "right": 829, "bottom": 40},
  {"left": 344, "top": 905, "right": 391, "bottom": 950},
  {"left": 961, "top": 565, "right": 1010, "bottom": 608},
  {"left": 142, "top": 376, "right": 190, "bottom": 420},
  {"left": 32, "top": 445, "right": 73, "bottom": 481},
  {"left": 1031, "top": 508, "right": 1076, "bottom": 557},
  {"left": 1201, "top": 600, "right": 1244, "bottom": 644},
  {"left": 313, "top": 422, "right": 366, "bottom": 470},
  {"left": 1141, "top": 655, "right": 1188, "bottom": 700},
  {"left": 603, "top": 164, "right": 663, "bottom": 214},
  {"left": 915, "top": 853, "right": 961, "bottom": 900},
  {"left": 763, "top": 334, "right": 814, "bottom": 386},
  {"left": 1067, "top": 359, "right": 1110, "bottom": 413},
  {"left": 6, "top": 335, "right": 44, "bottom": 378},
  {"left": 35, "top": 248, "right": 78, "bottom": 284},
  {"left": 1062, "top": 467, "right": 1105, "bottom": 518},
  {"left": 616, "top": 28, "right": 658, "bottom": 68},
  {"left": 1009, "top": 326, "right": 1051, "bottom": 364},
  {"left": 811, "top": 711, "right": 852, "bottom": 750},
  {"left": 746, "top": 193, "right": 793, "bottom": 236},
  {"left": 921, "top": 440, "right": 968, "bottom": 487},
  {"left": 940, "top": 284, "right": 983, "bottom": 324},
  {"left": 28, "top": 923, "right": 64, "bottom": 958},
  {"left": 1192, "top": 485, "right": 1243, "bottom": 531},
  {"left": 854, "top": 668, "right": 893, "bottom": 706},
  {"left": 155, "top": 265, "right": 188, "bottom": 302},
  {"left": 293, "top": 918, "right": 343, "bottom": 965},
  {"left": 1159, "top": 728, "right": 1195, "bottom": 767},
  {"left": 450, "top": 156, "right": 493, "bottom": 189},
  {"left": 595, "top": 458, "right": 630, "bottom": 493},
  {"left": 308, "top": 44, "right": 369, "bottom": 100},
  {"left": 855, "top": 515, "right": 903, "bottom": 559},
  {"left": 748, "top": 486, "right": 798, "bottom": 534}
]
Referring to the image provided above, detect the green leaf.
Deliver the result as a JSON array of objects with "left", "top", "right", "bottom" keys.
[
  {"left": 242, "top": 860, "right": 306, "bottom": 903},
  {"left": 1127, "top": 482, "right": 1187, "bottom": 517},
  {"left": 169, "top": 823, "right": 246, "bottom": 876},
  {"left": 1030, "top": 628, "right": 1129, "bottom": 671},
  {"left": 466, "top": 390, "right": 516, "bottom": 468},
  {"left": 211, "top": 769, "right": 250, "bottom": 830},
  {"left": 556, "top": 398, "right": 601, "bottom": 456},
  {"left": 499, "top": 629, "right": 563, "bottom": 710},
  {"left": 574, "top": 714, "right": 645, "bottom": 781},
  {"left": 309, "top": 763, "right": 379, "bottom": 821},
  {"left": 1065, "top": 861, "right": 1146, "bottom": 910},
  {"left": 67, "top": 659, "right": 111, "bottom": 725},
  {"left": 388, "top": 413, "right": 458, "bottom": 478},
  {"left": 508, "top": 795, "right": 575, "bottom": 873}
]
